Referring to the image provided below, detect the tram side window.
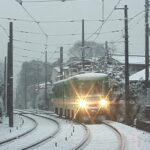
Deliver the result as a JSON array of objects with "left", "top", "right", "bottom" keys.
[
  {"left": 55, "top": 86, "right": 59, "bottom": 98},
  {"left": 64, "top": 84, "right": 67, "bottom": 98},
  {"left": 70, "top": 81, "right": 78, "bottom": 98},
  {"left": 58, "top": 85, "right": 63, "bottom": 98},
  {"left": 53, "top": 86, "right": 57, "bottom": 98},
  {"left": 54, "top": 85, "right": 62, "bottom": 98}
]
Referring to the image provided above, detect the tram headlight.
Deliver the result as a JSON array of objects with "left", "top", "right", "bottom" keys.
[
  {"left": 79, "top": 100, "right": 87, "bottom": 108},
  {"left": 99, "top": 99, "right": 109, "bottom": 107}
]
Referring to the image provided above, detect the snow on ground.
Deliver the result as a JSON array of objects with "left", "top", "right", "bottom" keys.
[
  {"left": 0, "top": 114, "right": 58, "bottom": 150},
  {"left": 0, "top": 114, "right": 35, "bottom": 142},
  {"left": 85, "top": 124, "right": 119, "bottom": 150},
  {"left": 0, "top": 114, "right": 150, "bottom": 150},
  {"left": 35, "top": 116, "right": 86, "bottom": 150},
  {"left": 105, "top": 121, "right": 150, "bottom": 150}
]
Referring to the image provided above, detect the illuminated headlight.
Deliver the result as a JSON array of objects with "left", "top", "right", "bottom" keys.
[
  {"left": 79, "top": 100, "right": 87, "bottom": 108},
  {"left": 99, "top": 99, "right": 109, "bottom": 107}
]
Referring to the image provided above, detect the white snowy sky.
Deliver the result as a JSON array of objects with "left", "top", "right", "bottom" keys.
[{"left": 0, "top": 0, "right": 145, "bottom": 85}]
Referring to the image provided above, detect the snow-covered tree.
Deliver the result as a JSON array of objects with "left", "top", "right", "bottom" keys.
[{"left": 68, "top": 41, "right": 106, "bottom": 59}]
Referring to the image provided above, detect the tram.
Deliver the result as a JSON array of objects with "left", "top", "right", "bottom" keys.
[{"left": 52, "top": 72, "right": 112, "bottom": 122}]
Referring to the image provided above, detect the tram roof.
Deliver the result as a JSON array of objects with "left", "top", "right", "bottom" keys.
[
  {"left": 70, "top": 72, "right": 107, "bottom": 81},
  {"left": 53, "top": 72, "right": 108, "bottom": 85}
]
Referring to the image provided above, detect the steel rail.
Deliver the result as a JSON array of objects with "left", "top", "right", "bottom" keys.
[
  {"left": 102, "top": 121, "right": 125, "bottom": 150},
  {"left": 35, "top": 110, "right": 91, "bottom": 150},
  {"left": 19, "top": 111, "right": 60, "bottom": 150},
  {"left": 0, "top": 114, "right": 37, "bottom": 145}
]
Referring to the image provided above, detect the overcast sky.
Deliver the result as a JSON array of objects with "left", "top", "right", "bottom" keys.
[{"left": 0, "top": 0, "right": 145, "bottom": 85}]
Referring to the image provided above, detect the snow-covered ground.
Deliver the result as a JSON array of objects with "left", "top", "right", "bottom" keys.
[
  {"left": 0, "top": 114, "right": 35, "bottom": 142},
  {"left": 0, "top": 113, "right": 150, "bottom": 150},
  {"left": 0, "top": 114, "right": 58, "bottom": 150},
  {"left": 105, "top": 121, "right": 150, "bottom": 150}
]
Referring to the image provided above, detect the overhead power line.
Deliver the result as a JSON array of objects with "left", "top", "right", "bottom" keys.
[
  {"left": 86, "top": 0, "right": 123, "bottom": 41},
  {"left": 13, "top": 38, "right": 73, "bottom": 46},
  {"left": 0, "top": 16, "right": 144, "bottom": 24},
  {"left": 18, "top": 0, "right": 76, "bottom": 3},
  {"left": 0, "top": 24, "right": 9, "bottom": 37},
  {"left": 15, "top": 0, "right": 49, "bottom": 56},
  {"left": 20, "top": 5, "right": 47, "bottom": 37},
  {"left": 14, "top": 46, "right": 44, "bottom": 53},
  {"left": 12, "top": 29, "right": 121, "bottom": 36}
]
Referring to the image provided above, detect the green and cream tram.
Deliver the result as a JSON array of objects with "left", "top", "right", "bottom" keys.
[{"left": 52, "top": 72, "right": 112, "bottom": 122}]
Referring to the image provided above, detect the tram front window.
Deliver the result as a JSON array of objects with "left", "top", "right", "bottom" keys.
[{"left": 78, "top": 82, "right": 101, "bottom": 96}]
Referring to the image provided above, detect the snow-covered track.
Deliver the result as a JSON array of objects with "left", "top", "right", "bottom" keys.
[
  {"left": 71, "top": 122, "right": 90, "bottom": 150},
  {"left": 102, "top": 121, "right": 125, "bottom": 150},
  {"left": 32, "top": 110, "right": 91, "bottom": 150},
  {"left": 0, "top": 110, "right": 60, "bottom": 150},
  {"left": 45, "top": 114, "right": 91, "bottom": 150},
  {"left": 22, "top": 114, "right": 60, "bottom": 150},
  {"left": 0, "top": 114, "right": 37, "bottom": 145}
]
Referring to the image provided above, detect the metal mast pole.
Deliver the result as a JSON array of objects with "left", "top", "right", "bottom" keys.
[
  {"left": 82, "top": 19, "right": 85, "bottom": 70},
  {"left": 7, "top": 43, "right": 10, "bottom": 116},
  {"left": 24, "top": 66, "right": 27, "bottom": 109},
  {"left": 102, "top": 0, "right": 104, "bottom": 22},
  {"left": 145, "top": 0, "right": 149, "bottom": 90},
  {"left": 4, "top": 57, "right": 7, "bottom": 112},
  {"left": 60, "top": 47, "right": 63, "bottom": 80},
  {"left": 45, "top": 50, "right": 48, "bottom": 110},
  {"left": 8, "top": 22, "right": 13, "bottom": 127},
  {"left": 37, "top": 63, "right": 40, "bottom": 92},
  {"left": 124, "top": 5, "right": 130, "bottom": 125}
]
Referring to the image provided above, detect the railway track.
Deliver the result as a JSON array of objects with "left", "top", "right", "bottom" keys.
[
  {"left": 71, "top": 122, "right": 90, "bottom": 150},
  {"left": 29, "top": 109, "right": 91, "bottom": 150},
  {"left": 102, "top": 121, "right": 125, "bottom": 150},
  {"left": 27, "top": 109, "right": 125, "bottom": 150},
  {"left": 0, "top": 110, "right": 60, "bottom": 150},
  {"left": 22, "top": 114, "right": 60, "bottom": 150},
  {"left": 0, "top": 113, "right": 37, "bottom": 145},
  {"left": 3, "top": 109, "right": 125, "bottom": 150}
]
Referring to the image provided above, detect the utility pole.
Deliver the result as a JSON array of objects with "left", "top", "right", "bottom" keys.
[
  {"left": 105, "top": 41, "right": 109, "bottom": 62},
  {"left": 4, "top": 57, "right": 7, "bottom": 112},
  {"left": 7, "top": 43, "right": 10, "bottom": 117},
  {"left": 33, "top": 73, "right": 36, "bottom": 109},
  {"left": 37, "top": 63, "right": 40, "bottom": 92},
  {"left": 60, "top": 46, "right": 63, "bottom": 80},
  {"left": 102, "top": 0, "right": 104, "bottom": 22},
  {"left": 145, "top": 0, "right": 149, "bottom": 91},
  {"left": 82, "top": 19, "right": 85, "bottom": 70},
  {"left": 24, "top": 65, "right": 27, "bottom": 109},
  {"left": 124, "top": 5, "right": 130, "bottom": 125},
  {"left": 115, "top": 5, "right": 129, "bottom": 124},
  {"left": 7, "top": 22, "right": 13, "bottom": 127},
  {"left": 45, "top": 50, "right": 48, "bottom": 110}
]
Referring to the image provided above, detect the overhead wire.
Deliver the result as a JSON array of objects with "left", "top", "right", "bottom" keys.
[
  {"left": 13, "top": 38, "right": 73, "bottom": 46},
  {"left": 86, "top": 0, "right": 123, "bottom": 41},
  {"left": 20, "top": 4, "right": 47, "bottom": 37},
  {"left": 20, "top": 0, "right": 76, "bottom": 3},
  {"left": 14, "top": 46, "right": 44, "bottom": 53},
  {"left": 0, "top": 24, "right": 9, "bottom": 37},
  {"left": 12, "top": 0, "right": 145, "bottom": 63},
  {"left": 11, "top": 28, "right": 121, "bottom": 37},
  {"left": 0, "top": 16, "right": 140, "bottom": 23},
  {"left": 15, "top": 0, "right": 49, "bottom": 63},
  {"left": 102, "top": 9, "right": 145, "bottom": 46}
]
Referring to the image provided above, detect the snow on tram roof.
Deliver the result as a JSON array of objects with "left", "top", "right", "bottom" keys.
[
  {"left": 70, "top": 72, "right": 107, "bottom": 81},
  {"left": 54, "top": 73, "right": 107, "bottom": 85}
]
